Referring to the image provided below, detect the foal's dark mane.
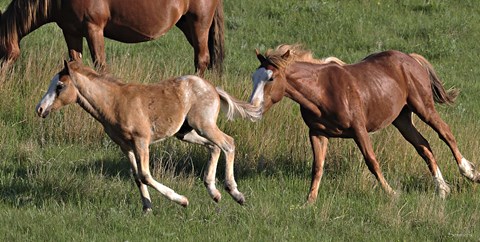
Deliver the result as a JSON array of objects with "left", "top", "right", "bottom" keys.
[{"left": 0, "top": 0, "right": 55, "bottom": 45}]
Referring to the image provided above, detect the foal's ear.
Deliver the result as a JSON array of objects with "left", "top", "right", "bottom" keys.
[
  {"left": 255, "top": 49, "right": 268, "bottom": 63},
  {"left": 281, "top": 50, "right": 291, "bottom": 59}
]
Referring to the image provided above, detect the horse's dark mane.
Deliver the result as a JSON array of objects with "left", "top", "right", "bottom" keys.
[{"left": 0, "top": 0, "right": 54, "bottom": 45}]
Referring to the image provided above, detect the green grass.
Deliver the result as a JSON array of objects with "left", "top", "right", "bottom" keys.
[{"left": 1, "top": 0, "right": 480, "bottom": 241}]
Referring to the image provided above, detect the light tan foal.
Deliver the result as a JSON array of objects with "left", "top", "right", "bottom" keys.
[{"left": 36, "top": 60, "right": 261, "bottom": 212}]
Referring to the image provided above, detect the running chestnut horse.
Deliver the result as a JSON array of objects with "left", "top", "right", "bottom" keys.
[
  {"left": 250, "top": 44, "right": 480, "bottom": 203},
  {"left": 0, "top": 0, "right": 224, "bottom": 75},
  {"left": 36, "top": 60, "right": 260, "bottom": 212}
]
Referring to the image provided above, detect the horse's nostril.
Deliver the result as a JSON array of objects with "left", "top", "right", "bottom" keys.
[{"left": 37, "top": 107, "right": 43, "bottom": 115}]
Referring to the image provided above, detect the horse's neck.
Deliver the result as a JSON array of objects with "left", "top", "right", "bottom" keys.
[
  {"left": 2, "top": 0, "right": 54, "bottom": 41},
  {"left": 73, "top": 74, "right": 118, "bottom": 123},
  {"left": 284, "top": 70, "right": 323, "bottom": 116}
]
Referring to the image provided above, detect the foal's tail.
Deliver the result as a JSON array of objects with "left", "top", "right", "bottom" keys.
[
  {"left": 409, "top": 53, "right": 459, "bottom": 105},
  {"left": 216, "top": 87, "right": 262, "bottom": 121},
  {"left": 208, "top": 0, "right": 225, "bottom": 74}
]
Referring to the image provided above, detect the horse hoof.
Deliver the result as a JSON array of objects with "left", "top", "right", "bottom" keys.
[
  {"left": 143, "top": 207, "right": 153, "bottom": 214},
  {"left": 213, "top": 193, "right": 222, "bottom": 203},
  {"left": 177, "top": 196, "right": 189, "bottom": 207},
  {"left": 233, "top": 192, "right": 245, "bottom": 205}
]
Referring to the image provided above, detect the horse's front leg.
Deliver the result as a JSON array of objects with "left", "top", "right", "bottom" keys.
[
  {"left": 122, "top": 148, "right": 153, "bottom": 213},
  {"left": 62, "top": 31, "right": 83, "bottom": 61},
  {"left": 85, "top": 22, "right": 107, "bottom": 70},
  {"left": 134, "top": 139, "right": 189, "bottom": 207},
  {"left": 306, "top": 132, "right": 328, "bottom": 204}
]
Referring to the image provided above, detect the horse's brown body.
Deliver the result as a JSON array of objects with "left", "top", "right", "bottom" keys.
[
  {"left": 0, "top": 0, "right": 224, "bottom": 75},
  {"left": 36, "top": 60, "right": 260, "bottom": 212},
  {"left": 250, "top": 45, "right": 480, "bottom": 203}
]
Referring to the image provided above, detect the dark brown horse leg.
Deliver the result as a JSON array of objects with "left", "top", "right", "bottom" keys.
[
  {"left": 306, "top": 132, "right": 328, "bottom": 204},
  {"left": 417, "top": 109, "right": 480, "bottom": 182},
  {"left": 392, "top": 109, "right": 450, "bottom": 198},
  {"left": 85, "top": 23, "right": 107, "bottom": 70},
  {"left": 121, "top": 148, "right": 153, "bottom": 212},
  {"left": 353, "top": 127, "right": 396, "bottom": 195},
  {"left": 176, "top": 15, "right": 210, "bottom": 76},
  {"left": 62, "top": 31, "right": 83, "bottom": 61}
]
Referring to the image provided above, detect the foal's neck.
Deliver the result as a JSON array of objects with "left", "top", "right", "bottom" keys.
[{"left": 73, "top": 72, "right": 120, "bottom": 124}]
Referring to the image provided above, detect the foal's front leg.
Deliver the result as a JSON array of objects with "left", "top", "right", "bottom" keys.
[
  {"left": 134, "top": 140, "right": 189, "bottom": 207},
  {"left": 122, "top": 148, "right": 152, "bottom": 212}
]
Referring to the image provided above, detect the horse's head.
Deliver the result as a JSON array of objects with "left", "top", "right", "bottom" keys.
[
  {"left": 36, "top": 60, "right": 79, "bottom": 118},
  {"left": 249, "top": 48, "right": 290, "bottom": 113}
]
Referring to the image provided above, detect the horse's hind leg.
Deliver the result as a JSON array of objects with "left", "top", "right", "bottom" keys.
[
  {"left": 353, "top": 125, "right": 396, "bottom": 195},
  {"left": 176, "top": 130, "right": 222, "bottom": 203},
  {"left": 176, "top": 13, "right": 211, "bottom": 76},
  {"left": 392, "top": 108, "right": 450, "bottom": 198},
  {"left": 413, "top": 105, "right": 480, "bottom": 182},
  {"left": 194, "top": 125, "right": 245, "bottom": 205}
]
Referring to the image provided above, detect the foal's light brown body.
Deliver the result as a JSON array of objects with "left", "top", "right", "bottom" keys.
[
  {"left": 36, "top": 61, "right": 260, "bottom": 211},
  {"left": 250, "top": 44, "right": 480, "bottom": 203},
  {"left": 0, "top": 0, "right": 224, "bottom": 75}
]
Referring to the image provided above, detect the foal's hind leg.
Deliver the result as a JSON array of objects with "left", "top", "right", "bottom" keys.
[
  {"left": 392, "top": 108, "right": 450, "bottom": 198},
  {"left": 353, "top": 125, "right": 396, "bottom": 195},
  {"left": 413, "top": 105, "right": 480, "bottom": 182},
  {"left": 194, "top": 125, "right": 245, "bottom": 205},
  {"left": 176, "top": 130, "right": 223, "bottom": 203}
]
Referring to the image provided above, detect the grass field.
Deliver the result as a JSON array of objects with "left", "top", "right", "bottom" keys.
[{"left": 1, "top": 0, "right": 480, "bottom": 241}]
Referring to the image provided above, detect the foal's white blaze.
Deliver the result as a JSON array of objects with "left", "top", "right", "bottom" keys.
[
  {"left": 249, "top": 67, "right": 273, "bottom": 107},
  {"left": 36, "top": 74, "right": 60, "bottom": 117}
]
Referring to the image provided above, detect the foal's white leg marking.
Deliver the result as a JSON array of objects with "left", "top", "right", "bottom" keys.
[
  {"left": 36, "top": 74, "right": 60, "bottom": 113},
  {"left": 433, "top": 167, "right": 450, "bottom": 199},
  {"left": 146, "top": 176, "right": 189, "bottom": 206}
]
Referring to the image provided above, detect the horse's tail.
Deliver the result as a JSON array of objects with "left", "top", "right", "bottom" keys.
[
  {"left": 208, "top": 0, "right": 225, "bottom": 74},
  {"left": 409, "top": 53, "right": 459, "bottom": 105},
  {"left": 216, "top": 87, "right": 262, "bottom": 121}
]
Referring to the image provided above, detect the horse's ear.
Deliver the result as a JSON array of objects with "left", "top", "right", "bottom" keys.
[
  {"left": 63, "top": 60, "right": 68, "bottom": 68},
  {"left": 281, "top": 50, "right": 291, "bottom": 59},
  {"left": 255, "top": 49, "right": 268, "bottom": 63}
]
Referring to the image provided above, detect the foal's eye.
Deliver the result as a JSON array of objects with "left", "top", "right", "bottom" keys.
[{"left": 56, "top": 83, "right": 65, "bottom": 93}]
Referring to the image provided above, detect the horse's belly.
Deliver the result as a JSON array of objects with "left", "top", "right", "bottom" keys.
[{"left": 103, "top": 23, "right": 174, "bottom": 43}]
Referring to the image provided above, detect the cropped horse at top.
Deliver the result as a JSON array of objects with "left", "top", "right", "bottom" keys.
[
  {"left": 249, "top": 44, "right": 480, "bottom": 203},
  {"left": 0, "top": 0, "right": 224, "bottom": 76},
  {"left": 36, "top": 60, "right": 260, "bottom": 212}
]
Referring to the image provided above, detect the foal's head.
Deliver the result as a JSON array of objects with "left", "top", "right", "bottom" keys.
[{"left": 36, "top": 61, "right": 79, "bottom": 118}]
